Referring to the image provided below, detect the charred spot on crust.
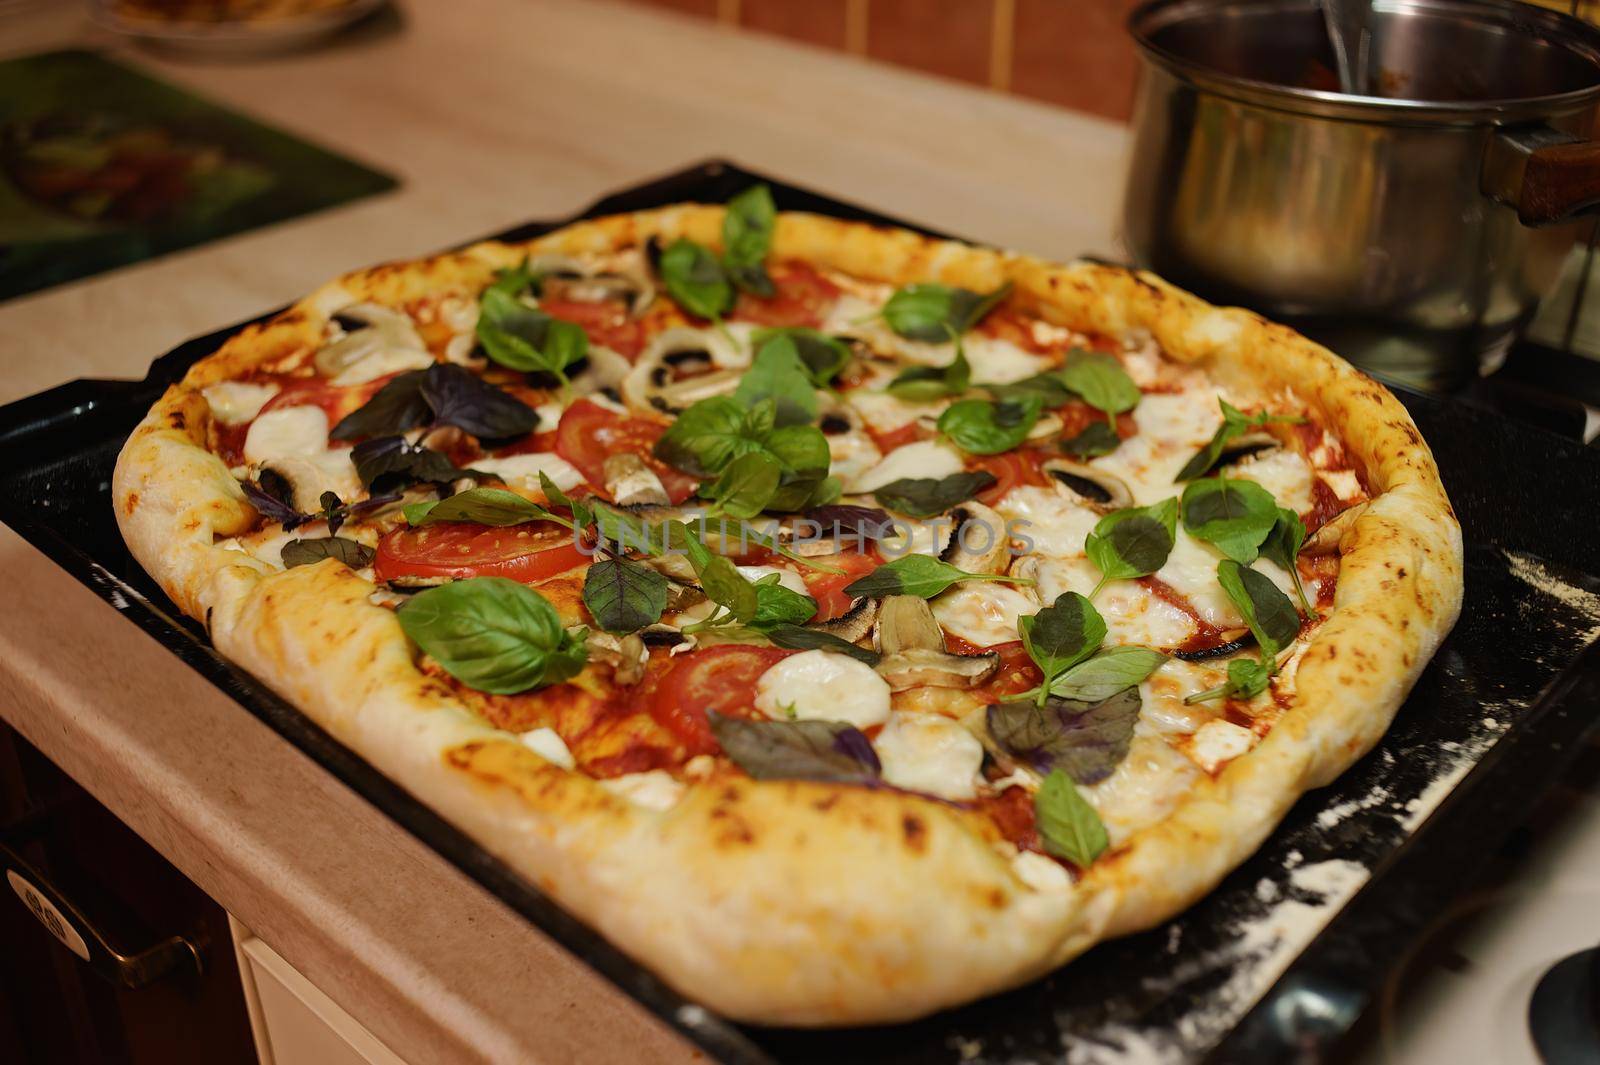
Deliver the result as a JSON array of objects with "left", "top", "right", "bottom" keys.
[{"left": 901, "top": 814, "right": 927, "bottom": 853}]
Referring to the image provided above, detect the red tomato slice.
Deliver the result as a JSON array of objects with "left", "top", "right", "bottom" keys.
[
  {"left": 260, "top": 375, "right": 386, "bottom": 428},
  {"left": 865, "top": 420, "right": 922, "bottom": 454},
  {"left": 730, "top": 260, "right": 842, "bottom": 328},
  {"left": 554, "top": 399, "right": 699, "bottom": 503},
  {"left": 798, "top": 551, "right": 881, "bottom": 622},
  {"left": 536, "top": 297, "right": 645, "bottom": 360},
  {"left": 947, "top": 636, "right": 1042, "bottom": 700},
  {"left": 968, "top": 449, "right": 1051, "bottom": 507},
  {"left": 649, "top": 645, "right": 794, "bottom": 754},
  {"left": 374, "top": 521, "right": 589, "bottom": 583}
]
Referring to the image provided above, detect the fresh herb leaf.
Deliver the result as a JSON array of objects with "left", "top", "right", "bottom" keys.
[
  {"left": 476, "top": 287, "right": 589, "bottom": 385},
  {"left": 653, "top": 396, "right": 761, "bottom": 477},
  {"left": 582, "top": 558, "right": 669, "bottom": 634},
  {"left": 1261, "top": 507, "right": 1317, "bottom": 619},
  {"left": 1058, "top": 351, "right": 1141, "bottom": 423},
  {"left": 350, "top": 436, "right": 481, "bottom": 492},
  {"left": 330, "top": 370, "right": 432, "bottom": 441},
  {"left": 804, "top": 504, "right": 894, "bottom": 539},
  {"left": 1060, "top": 421, "right": 1123, "bottom": 457},
  {"left": 750, "top": 576, "right": 819, "bottom": 628},
  {"left": 733, "top": 334, "right": 817, "bottom": 427},
  {"left": 843, "top": 554, "right": 1022, "bottom": 600},
  {"left": 485, "top": 257, "right": 543, "bottom": 299},
  {"left": 1018, "top": 592, "right": 1107, "bottom": 700},
  {"left": 987, "top": 371, "right": 1076, "bottom": 407},
  {"left": 406, "top": 487, "right": 553, "bottom": 527},
  {"left": 754, "top": 327, "right": 852, "bottom": 386},
  {"left": 1216, "top": 560, "right": 1301, "bottom": 665},
  {"left": 764, "top": 624, "right": 881, "bottom": 665},
  {"left": 1180, "top": 475, "right": 1279, "bottom": 563},
  {"left": 872, "top": 470, "right": 997, "bottom": 518},
  {"left": 881, "top": 282, "right": 1012, "bottom": 343},
  {"left": 280, "top": 536, "right": 375, "bottom": 570},
  {"left": 538, "top": 471, "right": 592, "bottom": 529},
  {"left": 659, "top": 239, "right": 734, "bottom": 320},
  {"left": 396, "top": 577, "right": 587, "bottom": 695},
  {"left": 936, "top": 394, "right": 1044, "bottom": 456},
  {"left": 987, "top": 688, "right": 1140, "bottom": 785},
  {"left": 1085, "top": 498, "right": 1179, "bottom": 595},
  {"left": 242, "top": 478, "right": 304, "bottom": 527},
  {"left": 419, "top": 364, "right": 539, "bottom": 439},
  {"left": 682, "top": 533, "right": 760, "bottom": 622},
  {"left": 1035, "top": 768, "right": 1108, "bottom": 867},
  {"left": 701, "top": 451, "right": 782, "bottom": 519},
  {"left": 1184, "top": 657, "right": 1272, "bottom": 705},
  {"left": 721, "top": 184, "right": 776, "bottom": 297},
  {"left": 707, "top": 711, "right": 881, "bottom": 783},
  {"left": 885, "top": 348, "right": 970, "bottom": 401},
  {"left": 1173, "top": 399, "right": 1305, "bottom": 482},
  {"left": 1046, "top": 646, "right": 1168, "bottom": 702}
]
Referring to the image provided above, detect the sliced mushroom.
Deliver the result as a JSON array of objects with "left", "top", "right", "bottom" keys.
[
  {"left": 810, "top": 597, "right": 878, "bottom": 644},
  {"left": 1305, "top": 501, "right": 1368, "bottom": 556},
  {"left": 875, "top": 648, "right": 1001, "bottom": 692},
  {"left": 527, "top": 252, "right": 656, "bottom": 318},
  {"left": 603, "top": 453, "right": 670, "bottom": 507},
  {"left": 1026, "top": 412, "right": 1064, "bottom": 441},
  {"left": 567, "top": 344, "right": 633, "bottom": 396},
  {"left": 254, "top": 457, "right": 358, "bottom": 513},
  {"left": 639, "top": 553, "right": 698, "bottom": 583},
  {"left": 939, "top": 501, "right": 1010, "bottom": 575},
  {"left": 875, "top": 595, "right": 945, "bottom": 655},
  {"left": 316, "top": 303, "right": 427, "bottom": 379},
  {"left": 1040, "top": 459, "right": 1134, "bottom": 511},
  {"left": 638, "top": 624, "right": 690, "bottom": 650},
  {"left": 621, "top": 328, "right": 743, "bottom": 415},
  {"left": 386, "top": 573, "right": 454, "bottom": 590},
  {"left": 1215, "top": 431, "right": 1281, "bottom": 468},
  {"left": 586, "top": 632, "right": 649, "bottom": 686}
]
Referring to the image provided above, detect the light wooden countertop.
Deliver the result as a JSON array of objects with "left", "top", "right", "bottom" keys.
[{"left": 0, "top": 2, "right": 1127, "bottom": 1061}]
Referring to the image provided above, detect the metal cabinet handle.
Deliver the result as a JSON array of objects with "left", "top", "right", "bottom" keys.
[
  {"left": 0, "top": 837, "right": 201, "bottom": 989},
  {"left": 1483, "top": 125, "right": 1600, "bottom": 227}
]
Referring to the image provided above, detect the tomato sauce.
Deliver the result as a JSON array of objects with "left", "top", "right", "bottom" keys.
[
  {"left": 971, "top": 786, "right": 1040, "bottom": 852},
  {"left": 1140, "top": 576, "right": 1232, "bottom": 654},
  {"left": 945, "top": 636, "right": 1042, "bottom": 702},
  {"left": 729, "top": 260, "right": 842, "bottom": 328}
]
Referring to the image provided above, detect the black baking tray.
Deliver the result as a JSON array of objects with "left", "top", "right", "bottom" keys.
[{"left": 3, "top": 160, "right": 1600, "bottom": 1064}]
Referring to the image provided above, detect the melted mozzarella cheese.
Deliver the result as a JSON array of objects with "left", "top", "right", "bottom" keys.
[
  {"left": 329, "top": 347, "right": 434, "bottom": 387},
  {"left": 1321, "top": 468, "right": 1363, "bottom": 502},
  {"left": 244, "top": 406, "right": 334, "bottom": 464},
  {"left": 827, "top": 429, "right": 882, "bottom": 491},
  {"left": 843, "top": 389, "right": 949, "bottom": 434},
  {"left": 471, "top": 453, "right": 585, "bottom": 492},
  {"left": 1139, "top": 658, "right": 1227, "bottom": 734},
  {"left": 202, "top": 381, "right": 278, "bottom": 425},
  {"left": 1095, "top": 389, "right": 1226, "bottom": 503},
  {"left": 850, "top": 440, "right": 965, "bottom": 494},
  {"left": 997, "top": 485, "right": 1098, "bottom": 557},
  {"left": 1032, "top": 556, "right": 1197, "bottom": 649},
  {"left": 754, "top": 650, "right": 891, "bottom": 729},
  {"left": 266, "top": 453, "right": 364, "bottom": 512},
  {"left": 599, "top": 770, "right": 684, "bottom": 811},
  {"left": 736, "top": 566, "right": 810, "bottom": 597},
  {"left": 1080, "top": 732, "right": 1200, "bottom": 847},
  {"left": 520, "top": 727, "right": 575, "bottom": 769},
  {"left": 931, "top": 582, "right": 1039, "bottom": 647},
  {"left": 1011, "top": 850, "right": 1071, "bottom": 892},
  {"left": 1231, "top": 448, "right": 1314, "bottom": 515},
  {"left": 1154, "top": 530, "right": 1296, "bottom": 629},
  {"left": 873, "top": 711, "right": 984, "bottom": 800},
  {"left": 1187, "top": 719, "right": 1257, "bottom": 773},
  {"left": 216, "top": 525, "right": 301, "bottom": 568},
  {"left": 964, "top": 335, "right": 1051, "bottom": 386}
]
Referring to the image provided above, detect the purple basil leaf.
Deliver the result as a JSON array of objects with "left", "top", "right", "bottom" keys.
[
  {"left": 419, "top": 364, "right": 538, "bottom": 440},
  {"left": 986, "top": 688, "right": 1141, "bottom": 785},
  {"left": 351, "top": 436, "right": 481, "bottom": 493},
  {"left": 329, "top": 370, "right": 431, "bottom": 441},
  {"left": 707, "top": 711, "right": 881, "bottom": 784},
  {"left": 241, "top": 478, "right": 303, "bottom": 528},
  {"left": 804, "top": 504, "right": 894, "bottom": 540}
]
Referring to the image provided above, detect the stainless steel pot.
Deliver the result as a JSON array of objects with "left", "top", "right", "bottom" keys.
[{"left": 1123, "top": 0, "right": 1600, "bottom": 389}]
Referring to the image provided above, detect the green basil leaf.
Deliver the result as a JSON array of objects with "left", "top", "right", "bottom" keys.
[
  {"left": 751, "top": 578, "right": 819, "bottom": 628},
  {"left": 330, "top": 370, "right": 431, "bottom": 441},
  {"left": 653, "top": 396, "right": 760, "bottom": 477},
  {"left": 1261, "top": 506, "right": 1317, "bottom": 618},
  {"left": 1216, "top": 559, "right": 1302, "bottom": 664},
  {"left": 722, "top": 184, "right": 776, "bottom": 297},
  {"left": 407, "top": 487, "right": 551, "bottom": 527},
  {"left": 476, "top": 287, "right": 589, "bottom": 381},
  {"left": 581, "top": 558, "right": 669, "bottom": 634},
  {"left": 1060, "top": 421, "right": 1123, "bottom": 458},
  {"left": 1047, "top": 646, "right": 1168, "bottom": 702},
  {"left": 486, "top": 257, "right": 543, "bottom": 300},
  {"left": 396, "top": 577, "right": 587, "bottom": 695},
  {"left": 843, "top": 554, "right": 1012, "bottom": 600},
  {"left": 987, "top": 687, "right": 1140, "bottom": 784},
  {"left": 988, "top": 371, "right": 1076, "bottom": 407},
  {"left": 873, "top": 470, "right": 997, "bottom": 518},
  {"left": 936, "top": 394, "right": 1044, "bottom": 456},
  {"left": 1035, "top": 768, "right": 1108, "bottom": 867},
  {"left": 754, "top": 327, "right": 852, "bottom": 386},
  {"left": 764, "top": 624, "right": 880, "bottom": 665},
  {"left": 1058, "top": 351, "right": 1141, "bottom": 420},
  {"left": 707, "top": 711, "right": 881, "bottom": 783},
  {"left": 539, "top": 471, "right": 592, "bottom": 529},
  {"left": 1173, "top": 399, "right": 1306, "bottom": 482},
  {"left": 1181, "top": 476, "right": 1279, "bottom": 563},
  {"left": 660, "top": 239, "right": 733, "bottom": 320},
  {"left": 882, "top": 282, "right": 1012, "bottom": 342},
  {"left": 1183, "top": 656, "right": 1272, "bottom": 705},
  {"left": 1018, "top": 592, "right": 1106, "bottom": 683},
  {"left": 593, "top": 503, "right": 660, "bottom": 556},
  {"left": 885, "top": 349, "right": 971, "bottom": 400},
  {"left": 771, "top": 472, "right": 840, "bottom": 513},
  {"left": 1084, "top": 498, "right": 1179, "bottom": 586},
  {"left": 702, "top": 451, "right": 781, "bottom": 519},
  {"left": 733, "top": 334, "right": 817, "bottom": 427},
  {"left": 690, "top": 541, "right": 760, "bottom": 623},
  {"left": 280, "top": 536, "right": 374, "bottom": 570}
]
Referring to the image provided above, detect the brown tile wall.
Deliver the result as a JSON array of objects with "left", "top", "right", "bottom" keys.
[{"left": 625, "top": 0, "right": 1143, "bottom": 122}]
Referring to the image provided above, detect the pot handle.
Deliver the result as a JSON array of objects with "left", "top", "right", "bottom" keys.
[{"left": 1483, "top": 125, "right": 1600, "bottom": 227}]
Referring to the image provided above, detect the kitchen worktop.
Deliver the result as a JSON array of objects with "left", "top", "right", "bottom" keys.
[{"left": 0, "top": 3, "right": 1124, "bottom": 1063}]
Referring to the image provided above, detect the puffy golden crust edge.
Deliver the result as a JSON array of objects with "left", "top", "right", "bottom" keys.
[{"left": 110, "top": 205, "right": 1463, "bottom": 1025}]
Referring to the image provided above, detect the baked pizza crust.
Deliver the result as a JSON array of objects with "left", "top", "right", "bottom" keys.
[{"left": 113, "top": 206, "right": 1464, "bottom": 1025}]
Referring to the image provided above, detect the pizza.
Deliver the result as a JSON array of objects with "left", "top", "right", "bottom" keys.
[{"left": 112, "top": 187, "right": 1463, "bottom": 1025}]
